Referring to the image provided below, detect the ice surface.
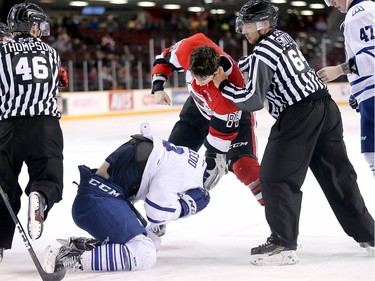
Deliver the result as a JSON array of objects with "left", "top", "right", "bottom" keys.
[{"left": 1, "top": 106, "right": 374, "bottom": 281}]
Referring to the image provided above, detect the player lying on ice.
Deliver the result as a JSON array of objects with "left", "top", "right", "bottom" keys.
[{"left": 43, "top": 123, "right": 210, "bottom": 274}]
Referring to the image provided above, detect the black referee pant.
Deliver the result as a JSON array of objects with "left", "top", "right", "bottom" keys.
[
  {"left": 260, "top": 96, "right": 374, "bottom": 249},
  {"left": 0, "top": 116, "right": 63, "bottom": 249}
]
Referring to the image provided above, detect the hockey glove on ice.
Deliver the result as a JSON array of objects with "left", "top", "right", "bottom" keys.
[
  {"left": 203, "top": 152, "right": 227, "bottom": 190},
  {"left": 349, "top": 95, "right": 359, "bottom": 112},
  {"left": 58, "top": 67, "right": 68, "bottom": 88},
  {"left": 179, "top": 188, "right": 210, "bottom": 218},
  {"left": 146, "top": 224, "right": 166, "bottom": 252}
]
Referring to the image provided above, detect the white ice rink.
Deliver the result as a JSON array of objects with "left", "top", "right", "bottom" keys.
[{"left": 1, "top": 106, "right": 374, "bottom": 281}]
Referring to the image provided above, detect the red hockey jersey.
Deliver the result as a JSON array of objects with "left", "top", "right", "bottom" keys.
[{"left": 151, "top": 33, "right": 245, "bottom": 153}]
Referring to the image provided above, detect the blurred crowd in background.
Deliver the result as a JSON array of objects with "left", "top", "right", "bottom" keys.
[{"left": 2, "top": 5, "right": 347, "bottom": 91}]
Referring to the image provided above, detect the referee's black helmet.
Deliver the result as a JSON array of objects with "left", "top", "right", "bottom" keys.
[
  {"left": 7, "top": 3, "right": 50, "bottom": 36},
  {"left": 239, "top": 0, "right": 279, "bottom": 28}
]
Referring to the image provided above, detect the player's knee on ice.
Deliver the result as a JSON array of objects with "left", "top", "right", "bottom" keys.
[{"left": 126, "top": 234, "right": 157, "bottom": 270}]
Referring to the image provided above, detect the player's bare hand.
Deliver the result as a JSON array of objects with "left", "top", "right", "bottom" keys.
[
  {"left": 212, "top": 66, "right": 227, "bottom": 88},
  {"left": 316, "top": 65, "right": 343, "bottom": 83},
  {"left": 154, "top": 90, "right": 171, "bottom": 105}
]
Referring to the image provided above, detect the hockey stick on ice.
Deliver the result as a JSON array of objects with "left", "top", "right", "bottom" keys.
[{"left": 0, "top": 184, "right": 66, "bottom": 281}]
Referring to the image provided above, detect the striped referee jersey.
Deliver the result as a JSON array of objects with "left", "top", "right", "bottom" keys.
[
  {"left": 0, "top": 34, "right": 61, "bottom": 120},
  {"left": 219, "top": 29, "right": 327, "bottom": 119}
]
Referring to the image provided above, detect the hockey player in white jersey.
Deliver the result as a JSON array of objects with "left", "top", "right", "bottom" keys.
[
  {"left": 317, "top": 0, "right": 375, "bottom": 177},
  {"left": 43, "top": 124, "right": 210, "bottom": 274}
]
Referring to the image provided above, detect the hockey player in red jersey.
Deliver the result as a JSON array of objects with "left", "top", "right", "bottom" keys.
[{"left": 151, "top": 33, "right": 262, "bottom": 205}]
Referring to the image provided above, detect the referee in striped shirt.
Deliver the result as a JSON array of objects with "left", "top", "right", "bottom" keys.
[
  {"left": 0, "top": 2, "right": 68, "bottom": 261},
  {"left": 213, "top": 0, "right": 374, "bottom": 265}
]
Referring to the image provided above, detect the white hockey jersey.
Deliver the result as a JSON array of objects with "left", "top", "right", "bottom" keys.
[
  {"left": 344, "top": 0, "right": 375, "bottom": 103},
  {"left": 134, "top": 135, "right": 207, "bottom": 224}
]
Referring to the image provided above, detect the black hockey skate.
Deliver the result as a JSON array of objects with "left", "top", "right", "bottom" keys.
[
  {"left": 44, "top": 245, "right": 84, "bottom": 274},
  {"left": 359, "top": 241, "right": 375, "bottom": 255},
  {"left": 57, "top": 236, "right": 100, "bottom": 251},
  {"left": 250, "top": 234, "right": 299, "bottom": 266}
]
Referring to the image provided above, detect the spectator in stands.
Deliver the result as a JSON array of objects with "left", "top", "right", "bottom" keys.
[
  {"left": 104, "top": 14, "right": 119, "bottom": 31},
  {"left": 88, "top": 16, "right": 100, "bottom": 30},
  {"left": 101, "top": 32, "right": 115, "bottom": 52},
  {"left": 88, "top": 67, "right": 98, "bottom": 91},
  {"left": 315, "top": 16, "right": 328, "bottom": 32},
  {"left": 52, "top": 32, "right": 72, "bottom": 53}
]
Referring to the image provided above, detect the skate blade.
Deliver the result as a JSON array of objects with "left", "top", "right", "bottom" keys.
[
  {"left": 43, "top": 246, "right": 60, "bottom": 273},
  {"left": 28, "top": 193, "right": 44, "bottom": 240},
  {"left": 250, "top": 250, "right": 299, "bottom": 266},
  {"left": 56, "top": 238, "right": 70, "bottom": 247}
]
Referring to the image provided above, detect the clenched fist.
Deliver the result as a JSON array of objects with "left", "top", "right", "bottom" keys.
[{"left": 154, "top": 90, "right": 171, "bottom": 105}]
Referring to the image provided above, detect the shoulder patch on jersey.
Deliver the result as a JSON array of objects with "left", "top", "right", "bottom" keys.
[
  {"left": 352, "top": 5, "right": 365, "bottom": 16},
  {"left": 274, "top": 32, "right": 294, "bottom": 48},
  {"left": 170, "top": 40, "right": 180, "bottom": 51}
]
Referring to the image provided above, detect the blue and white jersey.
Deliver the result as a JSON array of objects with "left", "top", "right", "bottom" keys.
[
  {"left": 344, "top": 0, "right": 375, "bottom": 103},
  {"left": 135, "top": 135, "right": 206, "bottom": 224}
]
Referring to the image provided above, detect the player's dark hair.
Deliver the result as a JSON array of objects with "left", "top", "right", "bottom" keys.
[{"left": 189, "top": 46, "right": 221, "bottom": 78}]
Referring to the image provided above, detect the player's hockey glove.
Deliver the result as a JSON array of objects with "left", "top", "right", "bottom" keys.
[
  {"left": 179, "top": 188, "right": 210, "bottom": 218},
  {"left": 58, "top": 67, "right": 68, "bottom": 88},
  {"left": 349, "top": 95, "right": 359, "bottom": 112},
  {"left": 147, "top": 224, "right": 166, "bottom": 237},
  {"left": 146, "top": 224, "right": 166, "bottom": 251},
  {"left": 203, "top": 152, "right": 227, "bottom": 190}
]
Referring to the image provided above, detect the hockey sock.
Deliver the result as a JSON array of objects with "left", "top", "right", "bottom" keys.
[
  {"left": 363, "top": 152, "right": 375, "bottom": 177},
  {"left": 81, "top": 243, "right": 131, "bottom": 271},
  {"left": 81, "top": 235, "right": 157, "bottom": 271},
  {"left": 232, "top": 156, "right": 264, "bottom": 206}
]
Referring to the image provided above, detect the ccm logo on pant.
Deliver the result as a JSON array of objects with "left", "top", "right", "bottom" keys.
[{"left": 89, "top": 179, "right": 121, "bottom": 197}]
